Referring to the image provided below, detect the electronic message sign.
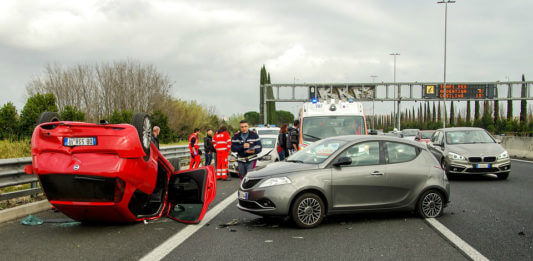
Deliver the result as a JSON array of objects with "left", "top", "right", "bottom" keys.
[{"left": 423, "top": 84, "right": 494, "bottom": 99}]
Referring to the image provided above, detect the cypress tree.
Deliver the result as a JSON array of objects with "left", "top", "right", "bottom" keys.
[
  {"left": 466, "top": 100, "right": 471, "bottom": 125},
  {"left": 438, "top": 102, "right": 442, "bottom": 122},
  {"left": 507, "top": 86, "right": 513, "bottom": 120},
  {"left": 475, "top": 100, "right": 480, "bottom": 119},
  {"left": 449, "top": 101, "right": 455, "bottom": 126},
  {"left": 520, "top": 74, "right": 527, "bottom": 122}
]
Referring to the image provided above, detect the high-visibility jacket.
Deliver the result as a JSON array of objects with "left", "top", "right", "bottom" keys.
[
  {"left": 213, "top": 131, "right": 231, "bottom": 152},
  {"left": 188, "top": 133, "right": 199, "bottom": 156}
]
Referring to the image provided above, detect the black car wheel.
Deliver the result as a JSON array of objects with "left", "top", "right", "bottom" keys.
[
  {"left": 37, "top": 112, "right": 61, "bottom": 125},
  {"left": 131, "top": 113, "right": 152, "bottom": 161},
  {"left": 291, "top": 193, "right": 325, "bottom": 229},
  {"left": 417, "top": 190, "right": 444, "bottom": 218},
  {"left": 496, "top": 172, "right": 509, "bottom": 180}
]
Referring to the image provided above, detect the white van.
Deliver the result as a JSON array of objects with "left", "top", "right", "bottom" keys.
[{"left": 299, "top": 99, "right": 367, "bottom": 149}]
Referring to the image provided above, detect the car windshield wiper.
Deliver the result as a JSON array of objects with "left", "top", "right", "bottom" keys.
[
  {"left": 303, "top": 133, "right": 321, "bottom": 140},
  {"left": 286, "top": 159, "right": 304, "bottom": 163}
]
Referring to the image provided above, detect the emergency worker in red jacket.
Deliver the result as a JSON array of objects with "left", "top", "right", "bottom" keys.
[
  {"left": 212, "top": 125, "right": 231, "bottom": 180},
  {"left": 188, "top": 128, "right": 202, "bottom": 169}
]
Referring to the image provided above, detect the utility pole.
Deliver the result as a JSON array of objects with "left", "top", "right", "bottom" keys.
[
  {"left": 438, "top": 0, "right": 455, "bottom": 128},
  {"left": 390, "top": 53, "right": 400, "bottom": 130}
]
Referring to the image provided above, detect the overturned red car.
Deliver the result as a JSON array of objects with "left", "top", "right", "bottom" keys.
[{"left": 25, "top": 112, "right": 216, "bottom": 223}]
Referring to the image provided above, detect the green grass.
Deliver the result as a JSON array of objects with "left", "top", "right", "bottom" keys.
[
  {"left": 161, "top": 140, "right": 190, "bottom": 146},
  {"left": 0, "top": 139, "right": 31, "bottom": 159}
]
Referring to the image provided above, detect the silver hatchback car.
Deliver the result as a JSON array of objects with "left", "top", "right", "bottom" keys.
[{"left": 237, "top": 135, "right": 450, "bottom": 228}]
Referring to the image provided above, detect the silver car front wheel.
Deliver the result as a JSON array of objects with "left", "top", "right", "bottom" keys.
[
  {"left": 291, "top": 193, "right": 325, "bottom": 228},
  {"left": 418, "top": 190, "right": 444, "bottom": 218}
]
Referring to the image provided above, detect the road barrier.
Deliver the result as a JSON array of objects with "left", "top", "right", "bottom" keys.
[
  {"left": 501, "top": 136, "right": 533, "bottom": 161},
  {"left": 0, "top": 145, "right": 200, "bottom": 202}
]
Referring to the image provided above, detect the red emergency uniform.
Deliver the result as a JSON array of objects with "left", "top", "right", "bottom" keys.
[
  {"left": 213, "top": 130, "right": 231, "bottom": 180},
  {"left": 189, "top": 133, "right": 201, "bottom": 169}
]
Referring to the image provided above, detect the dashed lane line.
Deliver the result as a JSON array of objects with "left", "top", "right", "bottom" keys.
[
  {"left": 140, "top": 191, "right": 238, "bottom": 261},
  {"left": 425, "top": 218, "right": 489, "bottom": 261}
]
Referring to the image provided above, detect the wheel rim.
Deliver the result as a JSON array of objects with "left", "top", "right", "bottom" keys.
[
  {"left": 297, "top": 197, "right": 321, "bottom": 225},
  {"left": 421, "top": 192, "right": 443, "bottom": 218},
  {"left": 142, "top": 117, "right": 151, "bottom": 149}
]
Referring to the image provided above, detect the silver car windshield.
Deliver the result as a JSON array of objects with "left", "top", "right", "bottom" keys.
[
  {"left": 403, "top": 129, "right": 418, "bottom": 136},
  {"left": 287, "top": 139, "right": 348, "bottom": 164},
  {"left": 445, "top": 130, "right": 495, "bottom": 144},
  {"left": 261, "top": 138, "right": 276, "bottom": 149},
  {"left": 302, "top": 116, "right": 365, "bottom": 142}
]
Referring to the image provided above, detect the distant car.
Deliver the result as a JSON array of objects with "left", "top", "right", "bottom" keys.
[
  {"left": 402, "top": 129, "right": 420, "bottom": 141},
  {"left": 25, "top": 112, "right": 216, "bottom": 223},
  {"left": 427, "top": 127, "right": 511, "bottom": 179},
  {"left": 237, "top": 135, "right": 450, "bottom": 228},
  {"left": 415, "top": 130, "right": 436, "bottom": 143}
]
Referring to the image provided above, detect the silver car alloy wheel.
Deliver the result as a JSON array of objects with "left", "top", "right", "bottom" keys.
[
  {"left": 142, "top": 117, "right": 151, "bottom": 149},
  {"left": 297, "top": 198, "right": 321, "bottom": 225},
  {"left": 421, "top": 192, "right": 443, "bottom": 218}
]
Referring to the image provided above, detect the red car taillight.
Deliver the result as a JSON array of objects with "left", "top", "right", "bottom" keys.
[{"left": 114, "top": 178, "right": 126, "bottom": 203}]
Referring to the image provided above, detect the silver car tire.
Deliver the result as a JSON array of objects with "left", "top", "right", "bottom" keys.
[
  {"left": 291, "top": 193, "right": 325, "bottom": 229},
  {"left": 417, "top": 190, "right": 444, "bottom": 218}
]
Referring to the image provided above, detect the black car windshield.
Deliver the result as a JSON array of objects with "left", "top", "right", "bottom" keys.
[
  {"left": 446, "top": 130, "right": 495, "bottom": 144},
  {"left": 287, "top": 139, "right": 348, "bottom": 164},
  {"left": 302, "top": 116, "right": 365, "bottom": 142},
  {"left": 402, "top": 129, "right": 418, "bottom": 136},
  {"left": 261, "top": 138, "right": 276, "bottom": 149},
  {"left": 421, "top": 131, "right": 435, "bottom": 139}
]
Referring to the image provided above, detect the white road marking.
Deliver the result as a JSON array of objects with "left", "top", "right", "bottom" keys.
[
  {"left": 425, "top": 218, "right": 489, "bottom": 261},
  {"left": 511, "top": 158, "right": 533, "bottom": 164},
  {"left": 140, "top": 191, "right": 238, "bottom": 261}
]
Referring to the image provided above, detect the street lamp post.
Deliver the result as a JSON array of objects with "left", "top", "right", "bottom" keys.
[
  {"left": 438, "top": 0, "right": 455, "bottom": 128},
  {"left": 390, "top": 53, "right": 400, "bottom": 131}
]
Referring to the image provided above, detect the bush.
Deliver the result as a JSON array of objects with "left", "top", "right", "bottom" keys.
[
  {"left": 109, "top": 110, "right": 133, "bottom": 124},
  {"left": 150, "top": 110, "right": 177, "bottom": 143},
  {"left": 0, "top": 102, "right": 19, "bottom": 139},
  {"left": 19, "top": 93, "right": 58, "bottom": 137},
  {"left": 60, "top": 105, "right": 85, "bottom": 122}
]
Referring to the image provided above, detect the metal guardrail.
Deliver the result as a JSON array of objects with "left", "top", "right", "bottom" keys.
[{"left": 0, "top": 144, "right": 200, "bottom": 202}]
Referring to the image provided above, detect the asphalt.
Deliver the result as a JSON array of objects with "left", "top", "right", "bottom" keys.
[
  {"left": 0, "top": 160, "right": 531, "bottom": 260},
  {"left": 437, "top": 159, "right": 533, "bottom": 260}
]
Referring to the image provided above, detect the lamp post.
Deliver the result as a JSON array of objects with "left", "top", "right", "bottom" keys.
[
  {"left": 390, "top": 53, "right": 400, "bottom": 130},
  {"left": 438, "top": 0, "right": 455, "bottom": 128}
]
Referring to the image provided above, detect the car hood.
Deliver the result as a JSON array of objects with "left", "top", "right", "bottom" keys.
[
  {"left": 247, "top": 162, "right": 318, "bottom": 178},
  {"left": 258, "top": 148, "right": 274, "bottom": 158},
  {"left": 447, "top": 143, "right": 504, "bottom": 157}
]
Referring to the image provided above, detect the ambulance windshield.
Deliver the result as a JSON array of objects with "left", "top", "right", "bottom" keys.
[{"left": 302, "top": 116, "right": 366, "bottom": 142}]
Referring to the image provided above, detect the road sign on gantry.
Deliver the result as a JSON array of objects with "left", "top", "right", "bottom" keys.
[{"left": 423, "top": 84, "right": 495, "bottom": 99}]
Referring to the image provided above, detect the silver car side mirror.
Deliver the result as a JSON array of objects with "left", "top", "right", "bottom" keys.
[{"left": 333, "top": 157, "right": 352, "bottom": 167}]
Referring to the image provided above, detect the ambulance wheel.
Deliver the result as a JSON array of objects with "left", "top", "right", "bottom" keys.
[{"left": 131, "top": 113, "right": 152, "bottom": 161}]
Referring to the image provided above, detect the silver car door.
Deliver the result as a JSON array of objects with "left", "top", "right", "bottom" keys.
[
  {"left": 383, "top": 141, "right": 428, "bottom": 207},
  {"left": 331, "top": 141, "right": 388, "bottom": 209}
]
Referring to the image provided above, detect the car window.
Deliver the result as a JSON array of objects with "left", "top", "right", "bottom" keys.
[
  {"left": 287, "top": 139, "right": 348, "bottom": 164},
  {"left": 385, "top": 142, "right": 418, "bottom": 164},
  {"left": 261, "top": 138, "right": 276, "bottom": 149},
  {"left": 337, "top": 141, "right": 380, "bottom": 167},
  {"left": 431, "top": 131, "right": 439, "bottom": 142}
]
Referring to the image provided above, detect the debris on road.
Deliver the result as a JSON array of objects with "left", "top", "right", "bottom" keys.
[
  {"left": 292, "top": 236, "right": 304, "bottom": 239},
  {"left": 518, "top": 231, "right": 525, "bottom": 236},
  {"left": 346, "top": 227, "right": 353, "bottom": 230},
  {"left": 21, "top": 215, "right": 43, "bottom": 226},
  {"left": 264, "top": 240, "right": 273, "bottom": 243},
  {"left": 230, "top": 229, "right": 237, "bottom": 232},
  {"left": 218, "top": 219, "right": 239, "bottom": 228}
]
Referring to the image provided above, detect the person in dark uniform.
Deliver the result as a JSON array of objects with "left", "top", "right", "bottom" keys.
[
  {"left": 152, "top": 126, "right": 160, "bottom": 150},
  {"left": 204, "top": 129, "right": 215, "bottom": 166}
]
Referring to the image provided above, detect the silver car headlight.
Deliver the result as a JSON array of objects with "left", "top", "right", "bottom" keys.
[
  {"left": 498, "top": 150, "right": 509, "bottom": 160},
  {"left": 447, "top": 152, "right": 466, "bottom": 161},
  {"left": 259, "top": 177, "right": 292, "bottom": 188}
]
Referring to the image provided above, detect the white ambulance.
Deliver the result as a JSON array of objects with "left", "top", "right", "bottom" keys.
[{"left": 298, "top": 99, "right": 367, "bottom": 150}]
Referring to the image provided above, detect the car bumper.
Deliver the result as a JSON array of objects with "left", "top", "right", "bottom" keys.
[
  {"left": 237, "top": 184, "right": 295, "bottom": 216},
  {"left": 446, "top": 158, "right": 511, "bottom": 175}
]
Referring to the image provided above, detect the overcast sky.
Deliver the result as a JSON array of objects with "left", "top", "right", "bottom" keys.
[{"left": 1, "top": 0, "right": 531, "bottom": 118}]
